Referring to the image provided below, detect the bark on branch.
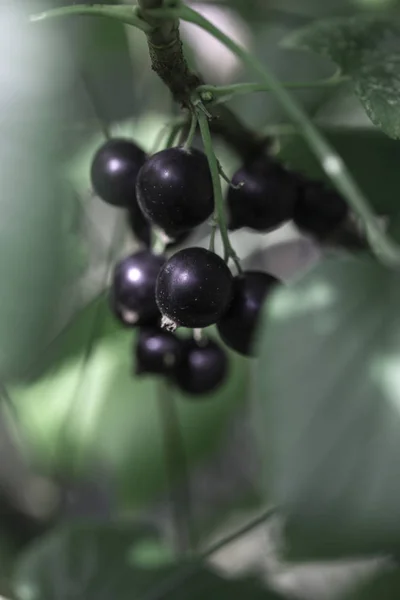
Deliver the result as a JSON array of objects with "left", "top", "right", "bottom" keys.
[{"left": 137, "top": 0, "right": 267, "bottom": 161}]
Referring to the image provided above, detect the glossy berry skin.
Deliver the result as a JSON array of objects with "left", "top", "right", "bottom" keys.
[
  {"left": 110, "top": 250, "right": 165, "bottom": 327},
  {"left": 91, "top": 138, "right": 146, "bottom": 207},
  {"left": 227, "top": 159, "right": 297, "bottom": 232},
  {"left": 174, "top": 338, "right": 228, "bottom": 396},
  {"left": 136, "top": 147, "right": 214, "bottom": 233},
  {"left": 135, "top": 326, "right": 183, "bottom": 376},
  {"left": 293, "top": 179, "right": 348, "bottom": 238},
  {"left": 156, "top": 247, "right": 233, "bottom": 329},
  {"left": 217, "top": 271, "right": 280, "bottom": 356}
]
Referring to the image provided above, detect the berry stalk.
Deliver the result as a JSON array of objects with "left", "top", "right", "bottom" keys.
[{"left": 196, "top": 108, "right": 241, "bottom": 272}]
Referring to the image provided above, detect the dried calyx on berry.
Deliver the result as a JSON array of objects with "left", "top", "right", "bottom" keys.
[
  {"left": 217, "top": 270, "right": 280, "bottom": 356},
  {"left": 110, "top": 250, "right": 165, "bottom": 327},
  {"left": 91, "top": 138, "right": 146, "bottom": 208},
  {"left": 293, "top": 177, "right": 349, "bottom": 239},
  {"left": 227, "top": 156, "right": 297, "bottom": 232},
  {"left": 156, "top": 247, "right": 233, "bottom": 330},
  {"left": 135, "top": 326, "right": 183, "bottom": 376},
  {"left": 136, "top": 147, "right": 214, "bottom": 234},
  {"left": 174, "top": 337, "right": 228, "bottom": 396}
]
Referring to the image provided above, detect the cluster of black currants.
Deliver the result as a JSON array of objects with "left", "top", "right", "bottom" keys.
[{"left": 90, "top": 135, "right": 349, "bottom": 395}]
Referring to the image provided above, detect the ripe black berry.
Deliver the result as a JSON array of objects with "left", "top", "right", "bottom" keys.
[
  {"left": 110, "top": 250, "right": 165, "bottom": 327},
  {"left": 156, "top": 247, "right": 233, "bottom": 329},
  {"left": 217, "top": 271, "right": 280, "bottom": 356},
  {"left": 136, "top": 147, "right": 214, "bottom": 233},
  {"left": 91, "top": 138, "right": 146, "bottom": 208},
  {"left": 227, "top": 159, "right": 296, "bottom": 232},
  {"left": 293, "top": 179, "right": 348, "bottom": 238},
  {"left": 135, "top": 326, "right": 183, "bottom": 376},
  {"left": 174, "top": 338, "right": 228, "bottom": 396}
]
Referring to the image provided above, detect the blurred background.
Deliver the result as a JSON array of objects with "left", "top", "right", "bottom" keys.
[{"left": 0, "top": 0, "right": 399, "bottom": 598}]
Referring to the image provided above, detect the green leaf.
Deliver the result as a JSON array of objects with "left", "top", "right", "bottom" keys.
[
  {"left": 13, "top": 521, "right": 283, "bottom": 600},
  {"left": 11, "top": 297, "right": 249, "bottom": 509},
  {"left": 0, "top": 3, "right": 79, "bottom": 380},
  {"left": 285, "top": 16, "right": 400, "bottom": 138},
  {"left": 346, "top": 568, "right": 400, "bottom": 600},
  {"left": 60, "top": 0, "right": 139, "bottom": 126},
  {"left": 278, "top": 128, "right": 400, "bottom": 215},
  {"left": 255, "top": 256, "right": 400, "bottom": 558}
]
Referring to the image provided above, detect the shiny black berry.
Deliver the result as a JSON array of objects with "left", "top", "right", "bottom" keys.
[
  {"left": 227, "top": 159, "right": 296, "bottom": 232},
  {"left": 174, "top": 338, "right": 228, "bottom": 396},
  {"left": 136, "top": 147, "right": 214, "bottom": 233},
  {"left": 293, "top": 179, "right": 349, "bottom": 238},
  {"left": 91, "top": 138, "right": 146, "bottom": 208},
  {"left": 135, "top": 326, "right": 183, "bottom": 376},
  {"left": 217, "top": 271, "right": 280, "bottom": 356},
  {"left": 110, "top": 250, "right": 165, "bottom": 327},
  {"left": 156, "top": 247, "right": 233, "bottom": 329}
]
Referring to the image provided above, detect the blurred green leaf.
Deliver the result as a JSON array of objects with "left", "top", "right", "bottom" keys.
[
  {"left": 278, "top": 128, "right": 400, "bottom": 215},
  {"left": 285, "top": 16, "right": 400, "bottom": 138},
  {"left": 13, "top": 520, "right": 283, "bottom": 600},
  {"left": 255, "top": 256, "right": 400, "bottom": 558},
  {"left": 0, "top": 3, "right": 80, "bottom": 381},
  {"left": 11, "top": 296, "right": 249, "bottom": 509},
  {"left": 64, "top": 0, "right": 137, "bottom": 126},
  {"left": 345, "top": 568, "right": 400, "bottom": 600}
]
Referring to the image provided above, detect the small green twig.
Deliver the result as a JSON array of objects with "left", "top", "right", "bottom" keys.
[
  {"left": 140, "top": 505, "right": 277, "bottom": 600},
  {"left": 30, "top": 4, "right": 152, "bottom": 32},
  {"left": 183, "top": 111, "right": 198, "bottom": 150},
  {"left": 157, "top": 380, "right": 197, "bottom": 557},
  {"left": 196, "top": 107, "right": 241, "bottom": 271},
  {"left": 199, "top": 75, "right": 349, "bottom": 105},
  {"left": 209, "top": 221, "right": 217, "bottom": 253}
]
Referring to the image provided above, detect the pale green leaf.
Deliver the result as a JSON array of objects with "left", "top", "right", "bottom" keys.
[{"left": 255, "top": 256, "right": 400, "bottom": 558}]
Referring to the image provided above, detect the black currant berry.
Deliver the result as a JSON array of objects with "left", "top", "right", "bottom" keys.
[
  {"left": 136, "top": 147, "right": 214, "bottom": 233},
  {"left": 156, "top": 247, "right": 233, "bottom": 329},
  {"left": 217, "top": 271, "right": 280, "bottom": 356},
  {"left": 293, "top": 179, "right": 349, "bottom": 238},
  {"left": 227, "top": 159, "right": 296, "bottom": 232},
  {"left": 110, "top": 250, "right": 165, "bottom": 327},
  {"left": 174, "top": 338, "right": 228, "bottom": 396},
  {"left": 91, "top": 138, "right": 146, "bottom": 208},
  {"left": 135, "top": 326, "right": 183, "bottom": 376}
]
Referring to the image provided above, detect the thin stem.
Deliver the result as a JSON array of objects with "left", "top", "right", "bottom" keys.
[
  {"left": 30, "top": 5, "right": 153, "bottom": 33},
  {"left": 165, "top": 122, "right": 185, "bottom": 149},
  {"left": 196, "top": 108, "right": 241, "bottom": 271},
  {"left": 157, "top": 379, "right": 197, "bottom": 557},
  {"left": 139, "top": 505, "right": 277, "bottom": 600},
  {"left": 183, "top": 111, "right": 198, "bottom": 150},
  {"left": 209, "top": 223, "right": 217, "bottom": 253},
  {"left": 199, "top": 75, "right": 348, "bottom": 105},
  {"left": 151, "top": 5, "right": 400, "bottom": 267}
]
